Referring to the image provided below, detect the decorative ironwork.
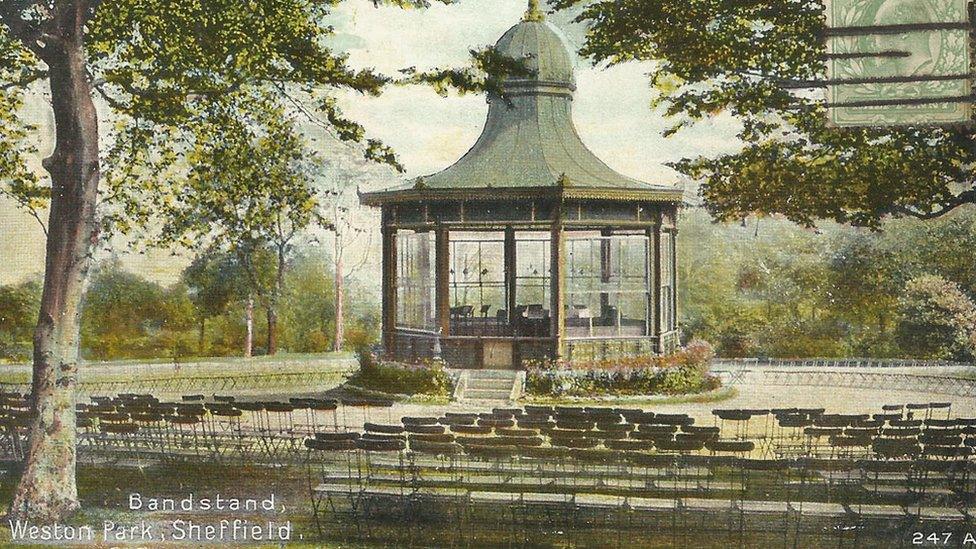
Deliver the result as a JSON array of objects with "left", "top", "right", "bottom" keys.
[
  {"left": 714, "top": 367, "right": 976, "bottom": 397},
  {"left": 0, "top": 369, "right": 352, "bottom": 398}
]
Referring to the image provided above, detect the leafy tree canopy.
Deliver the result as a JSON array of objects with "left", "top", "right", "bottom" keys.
[
  {"left": 898, "top": 274, "right": 976, "bottom": 361},
  {"left": 0, "top": 279, "right": 41, "bottom": 361},
  {"left": 558, "top": 0, "right": 976, "bottom": 227},
  {"left": 182, "top": 251, "right": 250, "bottom": 321},
  {"left": 1, "top": 0, "right": 530, "bottom": 228}
]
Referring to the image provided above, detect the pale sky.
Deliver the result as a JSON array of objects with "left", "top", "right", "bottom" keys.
[{"left": 0, "top": 0, "right": 744, "bottom": 286}]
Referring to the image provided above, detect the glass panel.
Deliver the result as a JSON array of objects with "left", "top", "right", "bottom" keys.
[
  {"left": 566, "top": 233, "right": 649, "bottom": 338},
  {"left": 514, "top": 233, "right": 550, "bottom": 337},
  {"left": 450, "top": 232, "right": 506, "bottom": 333},
  {"left": 396, "top": 230, "right": 436, "bottom": 330},
  {"left": 660, "top": 231, "right": 674, "bottom": 332}
]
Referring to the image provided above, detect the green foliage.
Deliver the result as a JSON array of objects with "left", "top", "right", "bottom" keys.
[
  {"left": 0, "top": 34, "right": 41, "bottom": 207},
  {"left": 1, "top": 0, "right": 381, "bottom": 227},
  {"left": 563, "top": 0, "right": 976, "bottom": 226},
  {"left": 398, "top": 46, "right": 536, "bottom": 100},
  {"left": 897, "top": 275, "right": 976, "bottom": 362},
  {"left": 348, "top": 351, "right": 453, "bottom": 397},
  {"left": 679, "top": 209, "right": 852, "bottom": 357},
  {"left": 80, "top": 260, "right": 196, "bottom": 360},
  {"left": 679, "top": 207, "right": 976, "bottom": 359},
  {"left": 279, "top": 252, "right": 336, "bottom": 354},
  {"left": 0, "top": 279, "right": 41, "bottom": 362},
  {"left": 182, "top": 252, "right": 248, "bottom": 322},
  {"left": 0, "top": 35, "right": 45, "bottom": 230},
  {"left": 86, "top": 0, "right": 386, "bottom": 119},
  {"left": 278, "top": 249, "right": 379, "bottom": 354},
  {"left": 0, "top": 247, "right": 377, "bottom": 362},
  {"left": 142, "top": 95, "right": 327, "bottom": 251},
  {"left": 117, "top": 94, "right": 338, "bottom": 355},
  {"left": 1, "top": 0, "right": 533, "bottom": 234},
  {"left": 525, "top": 340, "right": 719, "bottom": 397}
]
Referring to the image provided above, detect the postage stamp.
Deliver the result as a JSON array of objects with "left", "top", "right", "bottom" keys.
[{"left": 826, "top": 0, "right": 971, "bottom": 126}]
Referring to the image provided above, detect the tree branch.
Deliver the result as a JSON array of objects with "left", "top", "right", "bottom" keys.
[
  {"left": 109, "top": 76, "right": 249, "bottom": 106},
  {"left": 0, "top": 68, "right": 47, "bottom": 90},
  {"left": 0, "top": 1, "right": 48, "bottom": 56},
  {"left": 235, "top": 247, "right": 268, "bottom": 301},
  {"left": 89, "top": 73, "right": 129, "bottom": 111},
  {"left": 892, "top": 190, "right": 976, "bottom": 220},
  {"left": 345, "top": 228, "right": 373, "bottom": 278},
  {"left": 24, "top": 201, "right": 46, "bottom": 236},
  {"left": 1, "top": 189, "right": 48, "bottom": 236},
  {"left": 272, "top": 82, "right": 374, "bottom": 159}
]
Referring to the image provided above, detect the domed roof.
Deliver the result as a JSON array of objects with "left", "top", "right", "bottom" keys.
[
  {"left": 494, "top": 18, "right": 576, "bottom": 92},
  {"left": 359, "top": 2, "right": 683, "bottom": 206}
]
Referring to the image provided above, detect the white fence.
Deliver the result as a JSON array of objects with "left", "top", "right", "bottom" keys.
[{"left": 711, "top": 357, "right": 973, "bottom": 369}]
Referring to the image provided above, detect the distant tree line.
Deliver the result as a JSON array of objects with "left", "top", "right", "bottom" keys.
[
  {"left": 0, "top": 247, "right": 378, "bottom": 363},
  {"left": 679, "top": 207, "right": 976, "bottom": 362},
  {"left": 10, "top": 207, "right": 976, "bottom": 364}
]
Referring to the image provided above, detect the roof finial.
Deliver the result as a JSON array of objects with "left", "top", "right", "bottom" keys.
[{"left": 524, "top": 0, "right": 544, "bottom": 21}]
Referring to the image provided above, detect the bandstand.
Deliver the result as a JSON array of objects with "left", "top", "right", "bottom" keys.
[{"left": 360, "top": 4, "right": 683, "bottom": 368}]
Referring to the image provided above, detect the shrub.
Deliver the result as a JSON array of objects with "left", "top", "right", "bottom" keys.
[
  {"left": 348, "top": 350, "right": 453, "bottom": 397},
  {"left": 525, "top": 339, "right": 720, "bottom": 397},
  {"left": 898, "top": 274, "right": 976, "bottom": 361}
]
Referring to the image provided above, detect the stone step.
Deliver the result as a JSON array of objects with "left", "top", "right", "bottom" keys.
[
  {"left": 465, "top": 369, "right": 520, "bottom": 380},
  {"left": 453, "top": 368, "right": 523, "bottom": 403},
  {"left": 466, "top": 378, "right": 515, "bottom": 389},
  {"left": 463, "top": 389, "right": 513, "bottom": 401}
]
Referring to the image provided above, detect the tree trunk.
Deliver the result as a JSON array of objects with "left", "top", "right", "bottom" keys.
[
  {"left": 244, "top": 296, "right": 254, "bottom": 358},
  {"left": 198, "top": 318, "right": 206, "bottom": 355},
  {"left": 10, "top": 4, "right": 100, "bottom": 522},
  {"left": 266, "top": 305, "right": 278, "bottom": 355},
  {"left": 266, "top": 244, "right": 286, "bottom": 356},
  {"left": 333, "top": 233, "right": 344, "bottom": 352}
]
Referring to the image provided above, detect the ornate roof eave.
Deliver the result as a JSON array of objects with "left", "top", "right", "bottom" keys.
[{"left": 358, "top": 185, "right": 684, "bottom": 207}]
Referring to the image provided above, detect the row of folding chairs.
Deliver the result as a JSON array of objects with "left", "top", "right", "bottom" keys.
[
  {"left": 0, "top": 393, "right": 31, "bottom": 460},
  {"left": 306, "top": 434, "right": 976, "bottom": 547},
  {"left": 74, "top": 393, "right": 396, "bottom": 464},
  {"left": 713, "top": 402, "right": 956, "bottom": 441},
  {"left": 306, "top": 429, "right": 976, "bottom": 505},
  {"left": 350, "top": 406, "right": 976, "bottom": 463}
]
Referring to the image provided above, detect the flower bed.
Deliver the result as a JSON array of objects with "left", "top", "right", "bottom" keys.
[
  {"left": 346, "top": 351, "right": 454, "bottom": 397},
  {"left": 525, "top": 340, "right": 720, "bottom": 397}
]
